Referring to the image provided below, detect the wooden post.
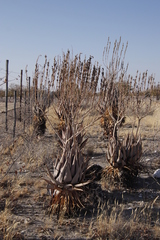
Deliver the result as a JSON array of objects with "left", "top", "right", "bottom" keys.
[
  {"left": 13, "top": 90, "right": 16, "bottom": 138},
  {"left": 19, "top": 70, "right": 23, "bottom": 122},
  {"left": 24, "top": 91, "right": 26, "bottom": 131},
  {"left": 5, "top": 60, "right": 9, "bottom": 131},
  {"left": 28, "top": 77, "right": 31, "bottom": 124}
]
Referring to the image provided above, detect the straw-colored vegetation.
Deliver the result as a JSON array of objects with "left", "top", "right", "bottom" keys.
[{"left": 0, "top": 38, "right": 160, "bottom": 239}]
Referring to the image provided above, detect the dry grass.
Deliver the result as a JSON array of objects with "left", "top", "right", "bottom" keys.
[
  {"left": 90, "top": 214, "right": 160, "bottom": 239},
  {"left": 90, "top": 197, "right": 160, "bottom": 239},
  {"left": 0, "top": 102, "right": 14, "bottom": 113},
  {"left": 0, "top": 102, "right": 160, "bottom": 239}
]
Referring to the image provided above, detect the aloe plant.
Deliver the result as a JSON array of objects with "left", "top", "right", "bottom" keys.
[
  {"left": 40, "top": 51, "right": 101, "bottom": 215},
  {"left": 33, "top": 104, "right": 46, "bottom": 136},
  {"left": 44, "top": 123, "right": 92, "bottom": 214},
  {"left": 103, "top": 133, "right": 142, "bottom": 186}
]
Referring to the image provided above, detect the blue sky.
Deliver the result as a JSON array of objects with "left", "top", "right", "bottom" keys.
[{"left": 0, "top": 0, "right": 160, "bottom": 88}]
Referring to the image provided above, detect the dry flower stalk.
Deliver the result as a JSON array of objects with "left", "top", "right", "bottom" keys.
[
  {"left": 127, "top": 70, "right": 156, "bottom": 135},
  {"left": 98, "top": 37, "right": 128, "bottom": 140}
]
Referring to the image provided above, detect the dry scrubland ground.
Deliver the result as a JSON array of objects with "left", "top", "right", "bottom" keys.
[
  {"left": 0, "top": 102, "right": 160, "bottom": 240},
  {"left": 0, "top": 102, "right": 14, "bottom": 114}
]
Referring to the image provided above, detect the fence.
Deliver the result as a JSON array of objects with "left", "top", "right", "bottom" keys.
[{"left": 0, "top": 60, "right": 54, "bottom": 141}]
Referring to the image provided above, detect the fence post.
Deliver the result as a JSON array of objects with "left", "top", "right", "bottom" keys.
[
  {"left": 24, "top": 91, "right": 26, "bottom": 131},
  {"left": 5, "top": 60, "right": 9, "bottom": 131},
  {"left": 28, "top": 76, "right": 31, "bottom": 124},
  {"left": 19, "top": 70, "right": 23, "bottom": 122},
  {"left": 13, "top": 90, "right": 16, "bottom": 138}
]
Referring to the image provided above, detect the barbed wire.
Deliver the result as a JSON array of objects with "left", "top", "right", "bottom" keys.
[
  {"left": 0, "top": 68, "right": 5, "bottom": 72},
  {"left": 0, "top": 82, "right": 5, "bottom": 87},
  {"left": 0, "top": 67, "right": 21, "bottom": 75},
  {"left": 0, "top": 79, "right": 19, "bottom": 87},
  {"left": 0, "top": 66, "right": 24, "bottom": 87},
  {"left": 0, "top": 76, "right": 5, "bottom": 81}
]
